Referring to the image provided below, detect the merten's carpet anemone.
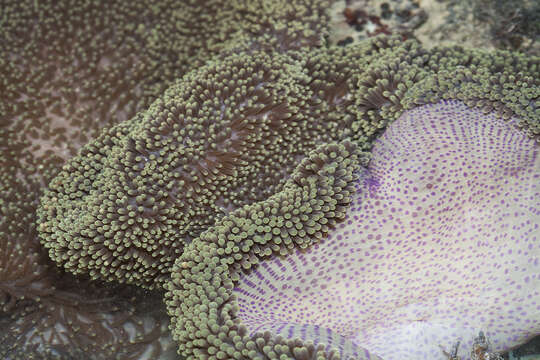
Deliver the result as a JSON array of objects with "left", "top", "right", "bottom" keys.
[
  {"left": 1, "top": 0, "right": 538, "bottom": 358},
  {"left": 36, "top": 50, "right": 364, "bottom": 289}
]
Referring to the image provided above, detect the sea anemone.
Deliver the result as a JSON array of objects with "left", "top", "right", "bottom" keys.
[{"left": 1, "top": 0, "right": 538, "bottom": 358}]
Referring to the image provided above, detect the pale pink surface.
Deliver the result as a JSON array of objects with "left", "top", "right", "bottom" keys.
[{"left": 234, "top": 100, "right": 540, "bottom": 360}]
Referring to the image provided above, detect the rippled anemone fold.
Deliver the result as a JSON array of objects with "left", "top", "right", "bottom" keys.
[{"left": 35, "top": 44, "right": 377, "bottom": 289}]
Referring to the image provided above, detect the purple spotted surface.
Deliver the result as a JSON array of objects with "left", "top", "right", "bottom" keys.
[{"left": 233, "top": 100, "right": 540, "bottom": 360}]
